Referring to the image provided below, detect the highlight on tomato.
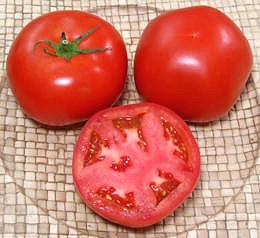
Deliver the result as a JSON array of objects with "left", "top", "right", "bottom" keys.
[
  {"left": 134, "top": 6, "right": 253, "bottom": 122},
  {"left": 7, "top": 10, "right": 127, "bottom": 126},
  {"left": 72, "top": 103, "right": 200, "bottom": 228}
]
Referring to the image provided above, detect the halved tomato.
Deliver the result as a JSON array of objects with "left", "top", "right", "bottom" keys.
[{"left": 72, "top": 103, "right": 200, "bottom": 228}]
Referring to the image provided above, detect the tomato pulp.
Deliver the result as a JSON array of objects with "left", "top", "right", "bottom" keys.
[
  {"left": 134, "top": 6, "right": 253, "bottom": 122},
  {"left": 73, "top": 103, "right": 200, "bottom": 228},
  {"left": 7, "top": 10, "right": 127, "bottom": 126}
]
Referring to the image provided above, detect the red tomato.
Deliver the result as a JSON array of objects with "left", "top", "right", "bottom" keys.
[
  {"left": 73, "top": 103, "right": 200, "bottom": 228},
  {"left": 7, "top": 10, "right": 127, "bottom": 126},
  {"left": 134, "top": 6, "right": 253, "bottom": 122}
]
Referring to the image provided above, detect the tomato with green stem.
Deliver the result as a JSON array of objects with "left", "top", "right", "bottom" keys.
[{"left": 7, "top": 10, "right": 127, "bottom": 126}]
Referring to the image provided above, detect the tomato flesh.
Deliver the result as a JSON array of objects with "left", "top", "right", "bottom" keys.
[{"left": 73, "top": 103, "right": 200, "bottom": 228}]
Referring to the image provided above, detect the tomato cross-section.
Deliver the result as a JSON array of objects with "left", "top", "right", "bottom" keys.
[{"left": 72, "top": 103, "right": 200, "bottom": 228}]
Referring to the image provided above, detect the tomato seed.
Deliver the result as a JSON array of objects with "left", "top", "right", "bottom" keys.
[
  {"left": 111, "top": 155, "right": 132, "bottom": 172},
  {"left": 84, "top": 131, "right": 108, "bottom": 167},
  {"left": 112, "top": 114, "right": 148, "bottom": 151},
  {"left": 150, "top": 170, "right": 181, "bottom": 205},
  {"left": 97, "top": 186, "right": 136, "bottom": 210},
  {"left": 161, "top": 117, "right": 188, "bottom": 162}
]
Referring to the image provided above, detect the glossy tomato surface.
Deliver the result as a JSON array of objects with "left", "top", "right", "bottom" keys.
[
  {"left": 134, "top": 6, "right": 253, "bottom": 122},
  {"left": 73, "top": 103, "right": 200, "bottom": 228},
  {"left": 7, "top": 10, "right": 127, "bottom": 126}
]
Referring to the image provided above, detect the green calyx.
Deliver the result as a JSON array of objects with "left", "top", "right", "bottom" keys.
[{"left": 34, "top": 26, "right": 111, "bottom": 61}]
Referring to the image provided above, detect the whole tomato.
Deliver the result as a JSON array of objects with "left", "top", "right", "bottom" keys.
[
  {"left": 134, "top": 6, "right": 253, "bottom": 122},
  {"left": 7, "top": 10, "right": 127, "bottom": 126}
]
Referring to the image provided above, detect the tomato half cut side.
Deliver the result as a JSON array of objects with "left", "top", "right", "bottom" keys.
[{"left": 72, "top": 103, "right": 200, "bottom": 228}]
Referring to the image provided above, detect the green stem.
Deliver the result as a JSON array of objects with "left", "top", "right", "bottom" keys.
[{"left": 34, "top": 26, "right": 111, "bottom": 61}]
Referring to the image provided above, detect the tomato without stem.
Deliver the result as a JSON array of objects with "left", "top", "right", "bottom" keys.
[
  {"left": 134, "top": 6, "right": 253, "bottom": 122},
  {"left": 7, "top": 10, "right": 127, "bottom": 126},
  {"left": 73, "top": 103, "right": 200, "bottom": 228}
]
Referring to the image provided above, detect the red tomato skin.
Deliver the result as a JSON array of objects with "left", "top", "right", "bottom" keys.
[
  {"left": 7, "top": 10, "right": 127, "bottom": 126},
  {"left": 134, "top": 6, "right": 253, "bottom": 122},
  {"left": 73, "top": 103, "right": 200, "bottom": 228}
]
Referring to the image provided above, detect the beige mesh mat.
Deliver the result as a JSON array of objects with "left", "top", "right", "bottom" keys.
[{"left": 0, "top": 0, "right": 259, "bottom": 237}]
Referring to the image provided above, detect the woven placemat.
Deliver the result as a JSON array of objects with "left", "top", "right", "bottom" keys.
[{"left": 0, "top": 0, "right": 259, "bottom": 237}]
